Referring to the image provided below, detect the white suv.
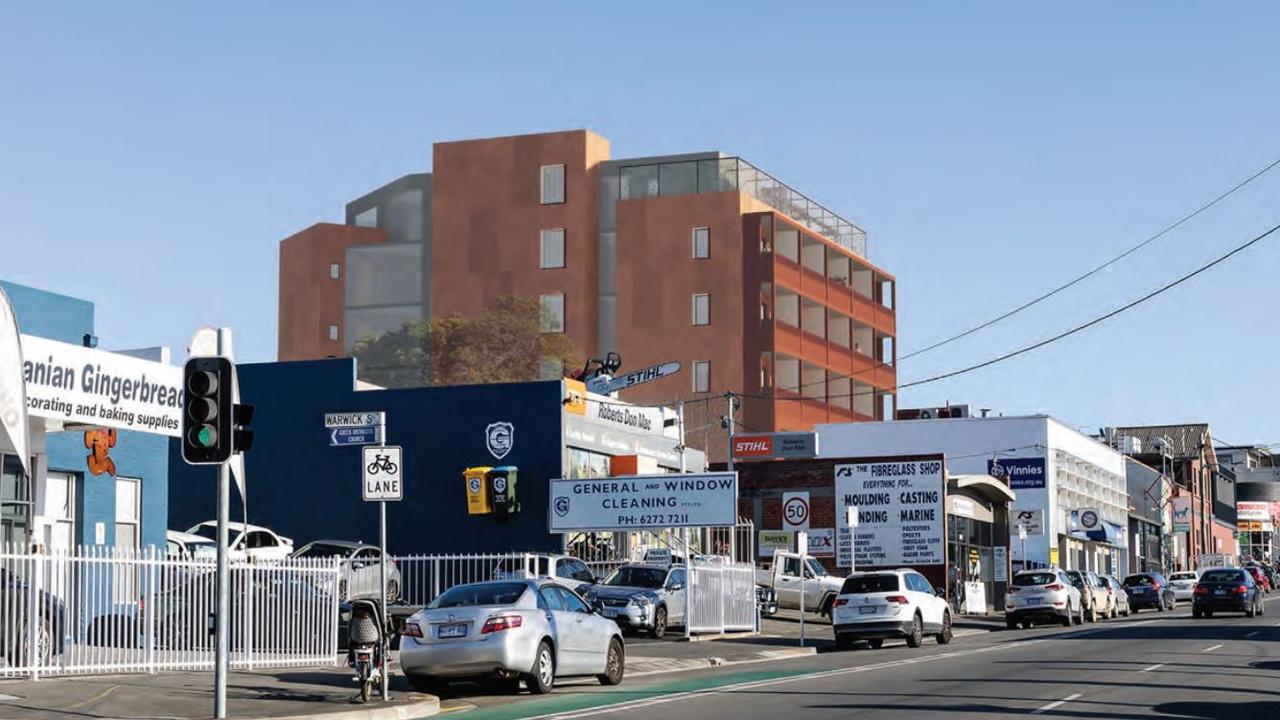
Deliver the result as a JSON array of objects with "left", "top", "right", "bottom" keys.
[
  {"left": 1167, "top": 571, "right": 1199, "bottom": 603},
  {"left": 1006, "top": 569, "right": 1083, "bottom": 628},
  {"left": 831, "top": 569, "right": 952, "bottom": 650}
]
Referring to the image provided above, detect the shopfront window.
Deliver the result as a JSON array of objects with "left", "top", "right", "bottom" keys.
[
  {"left": 1, "top": 454, "right": 32, "bottom": 547},
  {"left": 567, "top": 448, "right": 611, "bottom": 479}
]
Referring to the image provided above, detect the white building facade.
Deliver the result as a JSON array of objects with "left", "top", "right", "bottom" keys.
[{"left": 817, "top": 415, "right": 1130, "bottom": 576}]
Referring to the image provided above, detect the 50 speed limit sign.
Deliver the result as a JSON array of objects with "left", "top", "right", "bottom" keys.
[{"left": 782, "top": 491, "right": 810, "bottom": 531}]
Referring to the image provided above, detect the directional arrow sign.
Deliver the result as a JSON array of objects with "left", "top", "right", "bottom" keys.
[
  {"left": 587, "top": 362, "right": 681, "bottom": 395},
  {"left": 330, "top": 426, "right": 382, "bottom": 447}
]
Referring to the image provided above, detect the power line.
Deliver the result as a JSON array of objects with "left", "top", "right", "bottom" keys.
[{"left": 899, "top": 155, "right": 1280, "bottom": 362}]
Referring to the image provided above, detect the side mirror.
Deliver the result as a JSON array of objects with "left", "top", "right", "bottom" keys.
[
  {"left": 936, "top": 588, "right": 945, "bottom": 597},
  {"left": 668, "top": 583, "right": 685, "bottom": 592}
]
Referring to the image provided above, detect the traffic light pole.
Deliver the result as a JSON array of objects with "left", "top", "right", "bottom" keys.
[{"left": 215, "top": 461, "right": 230, "bottom": 718}]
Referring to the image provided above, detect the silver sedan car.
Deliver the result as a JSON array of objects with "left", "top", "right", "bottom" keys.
[
  {"left": 291, "top": 540, "right": 402, "bottom": 603},
  {"left": 401, "top": 579, "right": 626, "bottom": 694}
]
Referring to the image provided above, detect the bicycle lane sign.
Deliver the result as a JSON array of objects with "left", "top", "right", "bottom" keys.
[{"left": 362, "top": 445, "right": 403, "bottom": 501}]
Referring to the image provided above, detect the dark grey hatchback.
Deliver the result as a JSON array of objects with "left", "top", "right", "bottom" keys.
[{"left": 1192, "top": 568, "right": 1264, "bottom": 618}]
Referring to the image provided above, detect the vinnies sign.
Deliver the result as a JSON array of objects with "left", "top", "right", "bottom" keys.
[
  {"left": 21, "top": 334, "right": 183, "bottom": 437},
  {"left": 835, "top": 459, "right": 946, "bottom": 568}
]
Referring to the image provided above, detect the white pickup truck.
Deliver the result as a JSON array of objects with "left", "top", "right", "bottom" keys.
[{"left": 755, "top": 552, "right": 845, "bottom": 617}]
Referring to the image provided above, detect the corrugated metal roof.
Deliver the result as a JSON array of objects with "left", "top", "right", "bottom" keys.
[{"left": 1113, "top": 424, "right": 1211, "bottom": 459}]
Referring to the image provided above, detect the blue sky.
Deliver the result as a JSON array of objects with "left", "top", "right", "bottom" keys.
[{"left": 2, "top": 2, "right": 1279, "bottom": 444}]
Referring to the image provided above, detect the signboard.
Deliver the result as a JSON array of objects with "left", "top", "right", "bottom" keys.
[
  {"left": 993, "top": 546, "right": 1008, "bottom": 582},
  {"left": 807, "top": 528, "right": 835, "bottom": 557},
  {"left": 1171, "top": 495, "right": 1192, "bottom": 532},
  {"left": 548, "top": 472, "right": 737, "bottom": 531},
  {"left": 732, "top": 432, "right": 818, "bottom": 461},
  {"left": 325, "top": 411, "right": 384, "bottom": 429},
  {"left": 21, "top": 334, "right": 183, "bottom": 437},
  {"left": 330, "top": 426, "right": 382, "bottom": 447},
  {"left": 563, "top": 379, "right": 587, "bottom": 416},
  {"left": 1013, "top": 509, "right": 1044, "bottom": 535},
  {"left": 362, "top": 445, "right": 403, "bottom": 502},
  {"left": 796, "top": 531, "right": 808, "bottom": 556},
  {"left": 782, "top": 491, "right": 811, "bottom": 531},
  {"left": 587, "top": 361, "right": 681, "bottom": 395},
  {"left": 1237, "top": 501, "right": 1270, "bottom": 522},
  {"left": 988, "top": 457, "right": 1046, "bottom": 489},
  {"left": 759, "top": 530, "right": 793, "bottom": 558},
  {"left": 835, "top": 459, "right": 945, "bottom": 568},
  {"left": 1049, "top": 548, "right": 1059, "bottom": 566},
  {"left": 1078, "top": 508, "right": 1101, "bottom": 531}
]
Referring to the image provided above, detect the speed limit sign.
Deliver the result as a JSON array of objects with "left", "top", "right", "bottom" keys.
[{"left": 782, "top": 491, "right": 810, "bottom": 531}]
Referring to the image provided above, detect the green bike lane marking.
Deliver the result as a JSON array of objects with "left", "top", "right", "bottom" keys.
[{"left": 420, "top": 668, "right": 808, "bottom": 720}]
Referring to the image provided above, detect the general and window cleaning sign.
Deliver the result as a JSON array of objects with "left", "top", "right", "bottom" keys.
[
  {"left": 835, "top": 459, "right": 945, "bottom": 568},
  {"left": 548, "top": 472, "right": 737, "bottom": 531}
]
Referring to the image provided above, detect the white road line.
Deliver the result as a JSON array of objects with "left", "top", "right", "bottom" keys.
[
  {"left": 1140, "top": 663, "right": 1164, "bottom": 672},
  {"left": 1202, "top": 644, "right": 1223, "bottom": 652},
  {"left": 1245, "top": 631, "right": 1259, "bottom": 638},
  {"left": 1032, "top": 693, "right": 1082, "bottom": 715}
]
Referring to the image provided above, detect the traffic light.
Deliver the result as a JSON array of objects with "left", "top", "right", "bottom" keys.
[{"left": 182, "top": 357, "right": 235, "bottom": 464}]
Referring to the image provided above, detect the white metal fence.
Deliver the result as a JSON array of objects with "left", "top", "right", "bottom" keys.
[
  {"left": 392, "top": 553, "right": 545, "bottom": 608},
  {"left": 0, "top": 545, "right": 340, "bottom": 679},
  {"left": 572, "top": 521, "right": 757, "bottom": 579},
  {"left": 687, "top": 558, "right": 757, "bottom": 634}
]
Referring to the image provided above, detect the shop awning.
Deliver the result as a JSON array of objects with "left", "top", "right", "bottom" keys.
[
  {"left": 1086, "top": 521, "right": 1128, "bottom": 548},
  {"left": 950, "top": 474, "right": 1016, "bottom": 504}
]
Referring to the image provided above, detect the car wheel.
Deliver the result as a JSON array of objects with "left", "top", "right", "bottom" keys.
[
  {"left": 1156, "top": 600, "right": 1164, "bottom": 613},
  {"left": 905, "top": 613, "right": 923, "bottom": 648},
  {"left": 936, "top": 612, "right": 953, "bottom": 645},
  {"left": 1060, "top": 610, "right": 1072, "bottom": 627},
  {"left": 1074, "top": 602, "right": 1084, "bottom": 625},
  {"left": 1204, "top": 610, "right": 1214, "bottom": 618},
  {"left": 1192, "top": 608, "right": 1202, "bottom": 619},
  {"left": 1246, "top": 602, "right": 1257, "bottom": 618},
  {"left": 651, "top": 606, "right": 668, "bottom": 640},
  {"left": 32, "top": 617, "right": 54, "bottom": 663},
  {"left": 1006, "top": 616, "right": 1018, "bottom": 630},
  {"left": 836, "top": 634, "right": 855, "bottom": 651},
  {"left": 819, "top": 595, "right": 836, "bottom": 619},
  {"left": 1089, "top": 603, "right": 1098, "bottom": 623},
  {"left": 337, "top": 579, "right": 348, "bottom": 602},
  {"left": 866, "top": 639, "right": 884, "bottom": 649},
  {"left": 408, "top": 675, "right": 447, "bottom": 695},
  {"left": 526, "top": 641, "right": 556, "bottom": 695},
  {"left": 385, "top": 579, "right": 399, "bottom": 605},
  {"left": 597, "top": 637, "right": 625, "bottom": 686}
]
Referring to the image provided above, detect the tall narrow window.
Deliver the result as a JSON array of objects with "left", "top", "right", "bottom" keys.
[
  {"left": 540, "top": 228, "right": 565, "bottom": 269},
  {"left": 540, "top": 293, "right": 565, "bottom": 333},
  {"left": 329, "top": 262, "right": 340, "bottom": 280},
  {"left": 692, "top": 293, "right": 710, "bottom": 326},
  {"left": 328, "top": 324, "right": 339, "bottom": 341},
  {"left": 692, "top": 227, "right": 710, "bottom": 259},
  {"left": 540, "top": 164, "right": 565, "bottom": 204},
  {"left": 693, "top": 361, "right": 711, "bottom": 393},
  {"left": 354, "top": 206, "right": 378, "bottom": 227}
]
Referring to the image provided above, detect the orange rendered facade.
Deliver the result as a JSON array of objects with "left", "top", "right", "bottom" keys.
[{"left": 278, "top": 222, "right": 385, "bottom": 361}]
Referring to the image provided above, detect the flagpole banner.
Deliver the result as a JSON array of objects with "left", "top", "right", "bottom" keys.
[{"left": 0, "top": 286, "right": 30, "bottom": 476}]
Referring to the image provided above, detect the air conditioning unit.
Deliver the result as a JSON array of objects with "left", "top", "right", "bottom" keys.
[{"left": 1118, "top": 436, "right": 1142, "bottom": 455}]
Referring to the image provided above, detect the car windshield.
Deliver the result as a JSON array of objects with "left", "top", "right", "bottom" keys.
[
  {"left": 806, "top": 558, "right": 827, "bottom": 577},
  {"left": 430, "top": 582, "right": 527, "bottom": 608},
  {"left": 1200, "top": 570, "right": 1243, "bottom": 583},
  {"left": 188, "top": 540, "right": 217, "bottom": 560},
  {"left": 1013, "top": 572, "right": 1058, "bottom": 587},
  {"left": 1170, "top": 572, "right": 1197, "bottom": 581},
  {"left": 190, "top": 524, "right": 219, "bottom": 542},
  {"left": 604, "top": 566, "right": 667, "bottom": 589},
  {"left": 294, "top": 543, "right": 351, "bottom": 558},
  {"left": 840, "top": 574, "right": 900, "bottom": 594},
  {"left": 1124, "top": 574, "right": 1155, "bottom": 586}
]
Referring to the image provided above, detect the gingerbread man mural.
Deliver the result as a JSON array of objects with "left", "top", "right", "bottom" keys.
[{"left": 84, "top": 428, "right": 118, "bottom": 477}]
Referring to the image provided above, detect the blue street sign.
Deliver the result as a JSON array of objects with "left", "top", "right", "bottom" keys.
[{"left": 330, "top": 426, "right": 382, "bottom": 446}]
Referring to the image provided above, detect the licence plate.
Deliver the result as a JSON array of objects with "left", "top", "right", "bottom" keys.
[
  {"left": 859, "top": 606, "right": 877, "bottom": 614},
  {"left": 601, "top": 608, "right": 618, "bottom": 618},
  {"left": 1214, "top": 589, "right": 1227, "bottom": 596},
  {"left": 1025, "top": 598, "right": 1042, "bottom": 605},
  {"left": 438, "top": 623, "right": 467, "bottom": 638}
]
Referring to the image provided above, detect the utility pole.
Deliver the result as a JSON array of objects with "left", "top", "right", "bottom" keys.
[
  {"left": 679, "top": 402, "right": 692, "bottom": 641},
  {"left": 725, "top": 393, "right": 737, "bottom": 562}
]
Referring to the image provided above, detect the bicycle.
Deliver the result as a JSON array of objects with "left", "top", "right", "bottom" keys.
[{"left": 366, "top": 454, "right": 398, "bottom": 475}]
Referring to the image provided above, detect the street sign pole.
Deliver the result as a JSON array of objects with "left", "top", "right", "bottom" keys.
[
  {"left": 378, "top": 412, "right": 389, "bottom": 702},
  {"left": 797, "top": 531, "right": 808, "bottom": 648},
  {"left": 725, "top": 393, "right": 736, "bottom": 562}
]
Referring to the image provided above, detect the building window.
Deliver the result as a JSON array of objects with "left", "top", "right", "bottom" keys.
[
  {"left": 692, "top": 293, "right": 710, "bottom": 326},
  {"left": 354, "top": 206, "right": 378, "bottom": 228},
  {"left": 44, "top": 472, "right": 75, "bottom": 552},
  {"left": 328, "top": 324, "right": 339, "bottom": 341},
  {"left": 329, "top": 262, "right": 340, "bottom": 280},
  {"left": 540, "top": 228, "right": 565, "bottom": 269},
  {"left": 693, "top": 361, "right": 711, "bottom": 393},
  {"left": 540, "top": 293, "right": 565, "bottom": 333},
  {"left": 115, "top": 477, "right": 140, "bottom": 600},
  {"left": 540, "top": 164, "right": 565, "bottom": 205},
  {"left": 692, "top": 227, "right": 710, "bottom": 259}
]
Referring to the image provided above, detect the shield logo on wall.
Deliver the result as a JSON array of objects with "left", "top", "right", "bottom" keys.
[{"left": 486, "top": 422, "right": 514, "bottom": 460}]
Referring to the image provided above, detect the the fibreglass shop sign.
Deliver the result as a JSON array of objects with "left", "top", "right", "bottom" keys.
[
  {"left": 835, "top": 459, "right": 945, "bottom": 568},
  {"left": 21, "top": 334, "right": 183, "bottom": 437}
]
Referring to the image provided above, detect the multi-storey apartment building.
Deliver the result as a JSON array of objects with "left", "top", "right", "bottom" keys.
[{"left": 278, "top": 130, "right": 897, "bottom": 459}]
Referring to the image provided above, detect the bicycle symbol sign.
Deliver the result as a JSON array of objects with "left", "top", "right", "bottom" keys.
[{"left": 362, "top": 446, "right": 403, "bottom": 502}]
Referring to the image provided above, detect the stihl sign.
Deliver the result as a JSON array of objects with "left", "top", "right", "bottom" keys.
[{"left": 731, "top": 432, "right": 817, "bottom": 461}]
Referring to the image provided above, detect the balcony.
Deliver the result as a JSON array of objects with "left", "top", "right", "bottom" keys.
[{"left": 618, "top": 156, "right": 868, "bottom": 257}]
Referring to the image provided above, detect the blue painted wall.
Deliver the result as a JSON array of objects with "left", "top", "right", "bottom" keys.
[
  {"left": 168, "top": 358, "right": 565, "bottom": 555},
  {"left": 5, "top": 278, "right": 168, "bottom": 550}
]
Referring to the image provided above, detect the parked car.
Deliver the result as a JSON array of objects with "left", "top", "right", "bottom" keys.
[
  {"left": 1123, "top": 572, "right": 1174, "bottom": 612},
  {"left": 1065, "top": 570, "right": 1110, "bottom": 621},
  {"left": 1193, "top": 567, "right": 1264, "bottom": 618},
  {"left": 1244, "top": 565, "right": 1271, "bottom": 594},
  {"left": 582, "top": 563, "right": 686, "bottom": 639},
  {"left": 0, "top": 567, "right": 67, "bottom": 664},
  {"left": 831, "top": 569, "right": 952, "bottom": 650},
  {"left": 185, "top": 521, "right": 294, "bottom": 562},
  {"left": 400, "top": 579, "right": 625, "bottom": 694},
  {"left": 1167, "top": 571, "right": 1200, "bottom": 603},
  {"left": 493, "top": 554, "right": 598, "bottom": 594},
  {"left": 756, "top": 551, "right": 844, "bottom": 617},
  {"left": 292, "top": 540, "right": 401, "bottom": 603},
  {"left": 166, "top": 530, "right": 218, "bottom": 561},
  {"left": 1099, "top": 575, "right": 1131, "bottom": 617},
  {"left": 756, "top": 584, "right": 779, "bottom": 617},
  {"left": 1005, "top": 569, "right": 1083, "bottom": 628}
]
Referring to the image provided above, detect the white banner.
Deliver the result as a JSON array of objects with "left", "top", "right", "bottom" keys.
[
  {"left": 807, "top": 527, "right": 835, "bottom": 557},
  {"left": 835, "top": 459, "right": 945, "bottom": 568},
  {"left": 782, "top": 491, "right": 810, "bottom": 531},
  {"left": 0, "top": 288, "right": 29, "bottom": 474},
  {"left": 549, "top": 472, "right": 737, "bottom": 531},
  {"left": 22, "top": 334, "right": 183, "bottom": 437}
]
